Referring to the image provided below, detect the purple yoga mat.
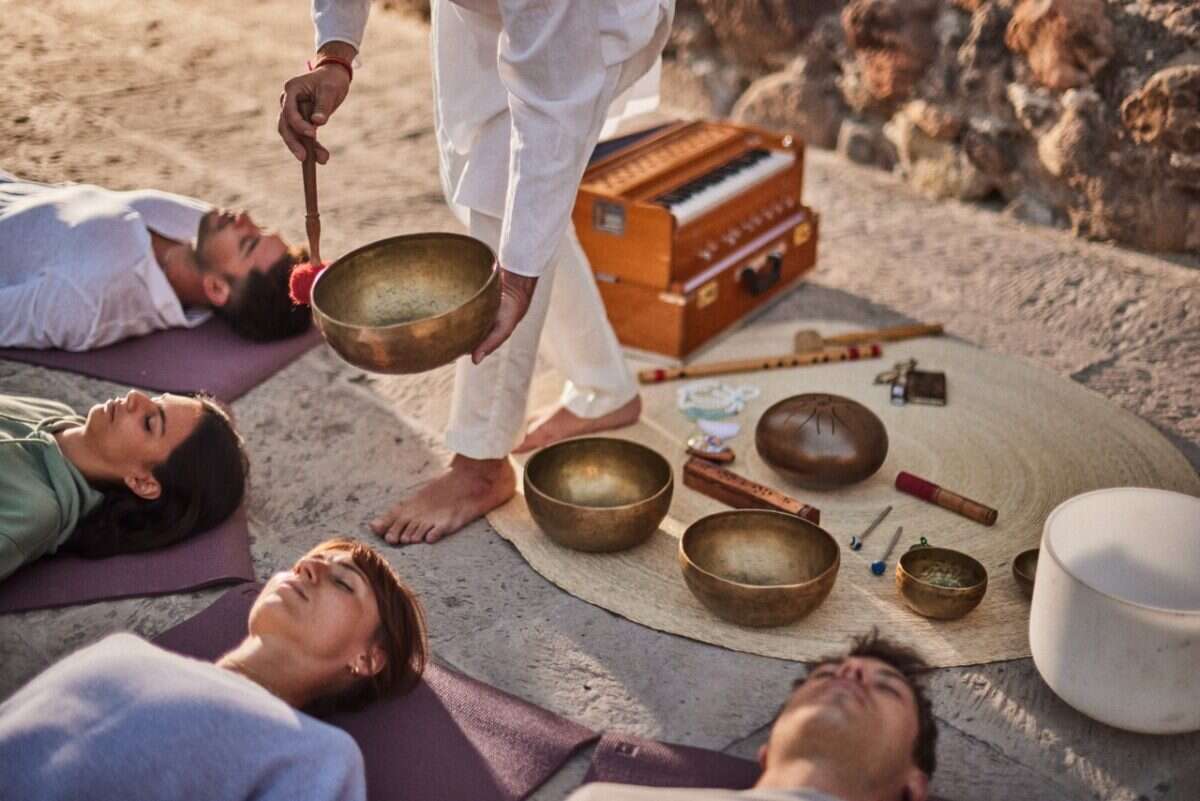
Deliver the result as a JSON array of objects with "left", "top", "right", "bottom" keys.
[
  {"left": 583, "top": 733, "right": 760, "bottom": 790},
  {"left": 155, "top": 583, "right": 598, "bottom": 801},
  {"left": 0, "top": 319, "right": 321, "bottom": 402},
  {"left": 0, "top": 505, "right": 254, "bottom": 613}
]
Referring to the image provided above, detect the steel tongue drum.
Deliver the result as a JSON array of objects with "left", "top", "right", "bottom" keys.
[{"left": 755, "top": 393, "right": 889, "bottom": 490}]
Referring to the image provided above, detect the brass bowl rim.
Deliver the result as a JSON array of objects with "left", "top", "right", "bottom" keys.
[
  {"left": 524, "top": 436, "right": 674, "bottom": 513},
  {"left": 679, "top": 509, "right": 840, "bottom": 591},
  {"left": 311, "top": 231, "right": 498, "bottom": 331},
  {"left": 897, "top": 546, "right": 988, "bottom": 594},
  {"left": 1012, "top": 547, "right": 1039, "bottom": 584}
]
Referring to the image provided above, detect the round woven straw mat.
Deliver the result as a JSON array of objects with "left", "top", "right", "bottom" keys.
[{"left": 488, "top": 320, "right": 1200, "bottom": 666}]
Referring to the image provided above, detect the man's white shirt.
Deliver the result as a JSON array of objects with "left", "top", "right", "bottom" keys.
[{"left": 0, "top": 175, "right": 212, "bottom": 350}]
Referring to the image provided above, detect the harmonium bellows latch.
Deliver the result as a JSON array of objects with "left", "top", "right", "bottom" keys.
[{"left": 573, "top": 119, "right": 819, "bottom": 359}]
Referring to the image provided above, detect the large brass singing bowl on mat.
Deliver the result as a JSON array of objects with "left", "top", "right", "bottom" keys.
[
  {"left": 311, "top": 233, "right": 500, "bottom": 374},
  {"left": 896, "top": 546, "right": 987, "bottom": 620},
  {"left": 524, "top": 437, "right": 674, "bottom": 553},
  {"left": 756, "top": 394, "right": 888, "bottom": 489},
  {"left": 679, "top": 510, "right": 840, "bottom": 627}
]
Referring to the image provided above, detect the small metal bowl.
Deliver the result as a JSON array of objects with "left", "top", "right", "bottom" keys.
[
  {"left": 1012, "top": 547, "right": 1039, "bottom": 599},
  {"left": 896, "top": 546, "right": 987, "bottom": 620},
  {"left": 679, "top": 510, "right": 840, "bottom": 627},
  {"left": 524, "top": 437, "right": 673, "bottom": 553},
  {"left": 311, "top": 232, "right": 500, "bottom": 374}
]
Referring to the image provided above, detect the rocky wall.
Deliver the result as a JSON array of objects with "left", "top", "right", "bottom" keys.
[{"left": 670, "top": 0, "right": 1200, "bottom": 253}]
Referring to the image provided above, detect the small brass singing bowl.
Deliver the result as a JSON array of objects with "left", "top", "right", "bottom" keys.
[
  {"left": 896, "top": 546, "right": 987, "bottom": 620},
  {"left": 311, "top": 232, "right": 500, "bottom": 374},
  {"left": 1012, "top": 547, "right": 1039, "bottom": 599},
  {"left": 523, "top": 437, "right": 673, "bottom": 553},
  {"left": 679, "top": 510, "right": 840, "bottom": 627}
]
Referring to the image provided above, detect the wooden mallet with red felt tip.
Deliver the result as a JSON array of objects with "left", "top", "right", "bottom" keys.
[{"left": 290, "top": 96, "right": 328, "bottom": 306}]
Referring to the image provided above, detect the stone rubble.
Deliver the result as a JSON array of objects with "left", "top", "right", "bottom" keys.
[{"left": 672, "top": 0, "right": 1200, "bottom": 253}]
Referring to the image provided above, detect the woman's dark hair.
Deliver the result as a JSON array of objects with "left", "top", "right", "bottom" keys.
[
  {"left": 64, "top": 397, "right": 248, "bottom": 558},
  {"left": 303, "top": 538, "right": 429, "bottom": 717},
  {"left": 212, "top": 245, "right": 312, "bottom": 342}
]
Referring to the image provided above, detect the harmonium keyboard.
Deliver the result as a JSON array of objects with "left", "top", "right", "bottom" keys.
[{"left": 574, "top": 120, "right": 819, "bottom": 359}]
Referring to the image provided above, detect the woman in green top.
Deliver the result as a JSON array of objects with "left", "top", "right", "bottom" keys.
[{"left": 0, "top": 389, "right": 247, "bottom": 582}]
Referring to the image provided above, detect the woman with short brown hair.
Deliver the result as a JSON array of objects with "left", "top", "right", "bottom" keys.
[{"left": 0, "top": 538, "right": 428, "bottom": 801}]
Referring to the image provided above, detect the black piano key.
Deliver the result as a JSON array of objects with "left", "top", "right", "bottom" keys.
[{"left": 654, "top": 148, "right": 778, "bottom": 206}]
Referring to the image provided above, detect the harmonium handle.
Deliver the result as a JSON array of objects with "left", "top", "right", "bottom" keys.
[{"left": 739, "top": 252, "right": 783, "bottom": 296}]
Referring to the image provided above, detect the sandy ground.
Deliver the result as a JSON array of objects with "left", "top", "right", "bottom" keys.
[{"left": 2, "top": 2, "right": 1198, "bottom": 800}]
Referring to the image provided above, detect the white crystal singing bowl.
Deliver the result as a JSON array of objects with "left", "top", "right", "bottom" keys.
[{"left": 1030, "top": 487, "right": 1200, "bottom": 733}]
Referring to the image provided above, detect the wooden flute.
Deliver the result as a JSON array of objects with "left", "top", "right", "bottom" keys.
[
  {"left": 683, "top": 458, "right": 821, "bottom": 524},
  {"left": 638, "top": 344, "right": 882, "bottom": 385}
]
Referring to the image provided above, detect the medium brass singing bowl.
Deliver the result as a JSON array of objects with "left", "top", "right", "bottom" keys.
[
  {"left": 756, "top": 394, "right": 889, "bottom": 490},
  {"left": 524, "top": 437, "right": 673, "bottom": 553},
  {"left": 1012, "top": 547, "right": 1039, "bottom": 599},
  {"left": 311, "top": 232, "right": 500, "bottom": 374},
  {"left": 679, "top": 510, "right": 840, "bottom": 627},
  {"left": 896, "top": 546, "right": 987, "bottom": 620}
]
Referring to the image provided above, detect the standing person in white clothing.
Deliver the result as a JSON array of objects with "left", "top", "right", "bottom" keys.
[
  {"left": 0, "top": 170, "right": 312, "bottom": 350},
  {"left": 278, "top": 0, "right": 673, "bottom": 544}
]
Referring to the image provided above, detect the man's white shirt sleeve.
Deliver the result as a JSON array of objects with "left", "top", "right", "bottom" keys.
[
  {"left": 493, "top": 1, "right": 612, "bottom": 278},
  {"left": 313, "top": 0, "right": 371, "bottom": 52}
]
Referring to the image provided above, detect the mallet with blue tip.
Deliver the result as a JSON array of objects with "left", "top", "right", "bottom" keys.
[
  {"left": 870, "top": 525, "right": 904, "bottom": 576},
  {"left": 849, "top": 505, "right": 892, "bottom": 551}
]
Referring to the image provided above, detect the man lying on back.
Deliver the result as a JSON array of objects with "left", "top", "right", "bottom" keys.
[
  {"left": 0, "top": 169, "right": 310, "bottom": 350},
  {"left": 571, "top": 633, "right": 939, "bottom": 801}
]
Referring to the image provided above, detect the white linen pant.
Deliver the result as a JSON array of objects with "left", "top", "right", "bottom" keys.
[
  {"left": 444, "top": 213, "right": 638, "bottom": 459},
  {"left": 437, "top": 1, "right": 671, "bottom": 460}
]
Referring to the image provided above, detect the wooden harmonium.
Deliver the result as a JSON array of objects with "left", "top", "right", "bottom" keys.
[{"left": 574, "top": 120, "right": 819, "bottom": 359}]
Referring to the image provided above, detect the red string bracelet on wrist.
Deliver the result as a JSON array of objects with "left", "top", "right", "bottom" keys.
[{"left": 307, "top": 54, "right": 353, "bottom": 83}]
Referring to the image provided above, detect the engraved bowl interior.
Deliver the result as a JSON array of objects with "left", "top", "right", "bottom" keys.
[
  {"left": 682, "top": 512, "right": 838, "bottom": 587},
  {"left": 896, "top": 546, "right": 988, "bottom": 619},
  {"left": 311, "top": 233, "right": 498, "bottom": 374},
  {"left": 523, "top": 437, "right": 674, "bottom": 553},
  {"left": 315, "top": 237, "right": 488, "bottom": 326},
  {"left": 525, "top": 438, "right": 672, "bottom": 509},
  {"left": 678, "top": 510, "right": 840, "bottom": 627}
]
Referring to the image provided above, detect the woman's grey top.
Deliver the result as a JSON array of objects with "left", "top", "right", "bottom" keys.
[{"left": 0, "top": 633, "right": 367, "bottom": 801}]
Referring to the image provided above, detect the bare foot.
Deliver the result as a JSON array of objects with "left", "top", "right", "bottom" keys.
[
  {"left": 513, "top": 395, "right": 642, "bottom": 454},
  {"left": 369, "top": 455, "right": 516, "bottom": 545}
]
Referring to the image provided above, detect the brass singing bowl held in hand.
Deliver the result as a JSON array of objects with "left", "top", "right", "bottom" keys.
[
  {"left": 679, "top": 510, "right": 840, "bottom": 627},
  {"left": 896, "top": 546, "right": 987, "bottom": 620},
  {"left": 524, "top": 437, "right": 673, "bottom": 553},
  {"left": 311, "top": 233, "right": 500, "bottom": 374},
  {"left": 756, "top": 394, "right": 889, "bottom": 490}
]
